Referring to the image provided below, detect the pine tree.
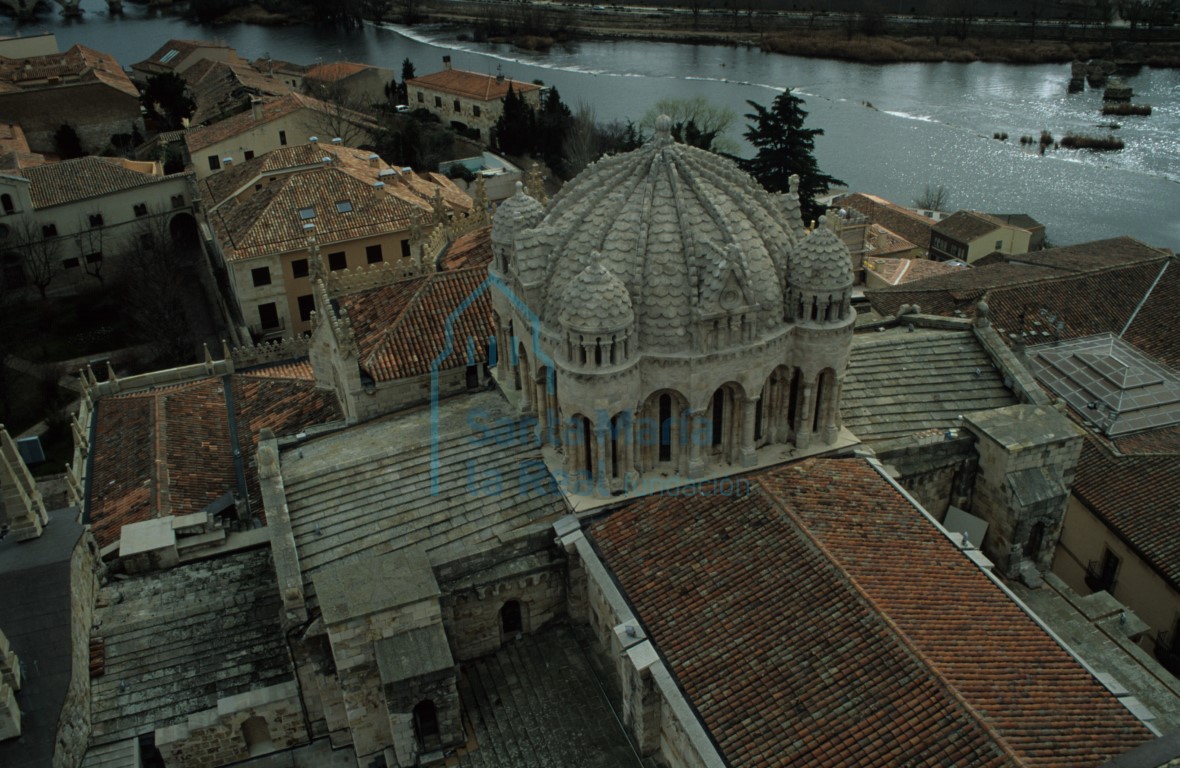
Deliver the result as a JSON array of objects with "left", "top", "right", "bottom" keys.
[
  {"left": 741, "top": 89, "right": 844, "bottom": 224},
  {"left": 493, "top": 85, "right": 534, "bottom": 157},
  {"left": 536, "top": 87, "right": 573, "bottom": 176}
]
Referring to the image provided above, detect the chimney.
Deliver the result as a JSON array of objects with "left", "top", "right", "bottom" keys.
[
  {"left": 368, "top": 153, "right": 380, "bottom": 169},
  {"left": 250, "top": 97, "right": 262, "bottom": 120},
  {"left": 443, "top": 55, "right": 452, "bottom": 71}
]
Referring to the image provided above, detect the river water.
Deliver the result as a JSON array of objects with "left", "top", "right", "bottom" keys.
[{"left": 7, "top": 4, "right": 1179, "bottom": 248}]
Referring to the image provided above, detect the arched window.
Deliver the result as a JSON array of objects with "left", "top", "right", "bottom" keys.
[
  {"left": 594, "top": 337, "right": 602, "bottom": 366},
  {"left": 658, "top": 394, "right": 672, "bottom": 462},
  {"left": 413, "top": 700, "right": 440, "bottom": 751},
  {"left": 1024, "top": 521, "right": 1045, "bottom": 559},
  {"left": 1, "top": 194, "right": 13, "bottom": 215},
  {"left": 711, "top": 390, "right": 724, "bottom": 447},
  {"left": 582, "top": 417, "right": 593, "bottom": 476},
  {"left": 754, "top": 395, "right": 764, "bottom": 441}
]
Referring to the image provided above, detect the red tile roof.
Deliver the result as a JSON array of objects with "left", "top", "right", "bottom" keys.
[
  {"left": 87, "top": 371, "right": 342, "bottom": 547},
  {"left": 133, "top": 38, "right": 235, "bottom": 73},
  {"left": 589, "top": 459, "right": 1152, "bottom": 767},
  {"left": 0, "top": 43, "right": 138, "bottom": 99},
  {"left": 438, "top": 225, "right": 492, "bottom": 271},
  {"left": 340, "top": 268, "right": 493, "bottom": 381},
  {"left": 933, "top": 210, "right": 1013, "bottom": 244},
  {"left": 304, "top": 61, "right": 371, "bottom": 83},
  {"left": 840, "top": 192, "right": 935, "bottom": 250},
  {"left": 20, "top": 156, "right": 183, "bottom": 209},
  {"left": 408, "top": 68, "right": 541, "bottom": 102},
  {"left": 185, "top": 92, "right": 372, "bottom": 152}
]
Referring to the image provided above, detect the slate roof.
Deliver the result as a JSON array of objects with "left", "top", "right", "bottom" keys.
[
  {"left": 19, "top": 156, "right": 185, "bottom": 209},
  {"left": 0, "top": 44, "right": 138, "bottom": 98},
  {"left": 340, "top": 267, "right": 493, "bottom": 382},
  {"left": 0, "top": 509, "right": 85, "bottom": 768},
  {"left": 87, "top": 547, "right": 293, "bottom": 745},
  {"left": 438, "top": 224, "right": 492, "bottom": 271},
  {"left": 184, "top": 92, "right": 371, "bottom": 151},
  {"left": 588, "top": 458, "right": 1152, "bottom": 767},
  {"left": 408, "top": 68, "right": 541, "bottom": 101},
  {"left": 87, "top": 368, "right": 342, "bottom": 548},
  {"left": 840, "top": 192, "right": 934, "bottom": 250},
  {"left": 843, "top": 326, "right": 1017, "bottom": 441},
  {"left": 206, "top": 165, "right": 421, "bottom": 262},
  {"left": 282, "top": 390, "right": 567, "bottom": 607}
]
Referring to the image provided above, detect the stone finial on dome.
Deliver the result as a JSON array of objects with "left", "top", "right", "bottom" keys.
[
  {"left": 558, "top": 252, "right": 634, "bottom": 332},
  {"left": 975, "top": 299, "right": 991, "bottom": 328},
  {"left": 790, "top": 224, "right": 853, "bottom": 293},
  {"left": 492, "top": 179, "right": 545, "bottom": 247},
  {"left": 789, "top": 174, "right": 800, "bottom": 196},
  {"left": 654, "top": 114, "right": 673, "bottom": 145}
]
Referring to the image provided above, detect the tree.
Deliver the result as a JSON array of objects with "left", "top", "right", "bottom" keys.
[
  {"left": 492, "top": 84, "right": 535, "bottom": 157},
  {"left": 740, "top": 89, "right": 844, "bottom": 224},
  {"left": 75, "top": 214, "right": 107, "bottom": 284},
  {"left": 398, "top": 58, "right": 415, "bottom": 105},
  {"left": 913, "top": 184, "right": 950, "bottom": 211},
  {"left": 141, "top": 72, "right": 196, "bottom": 131},
  {"left": 536, "top": 87, "right": 573, "bottom": 177},
  {"left": 641, "top": 97, "right": 736, "bottom": 153},
  {"left": 5, "top": 220, "right": 61, "bottom": 299}
]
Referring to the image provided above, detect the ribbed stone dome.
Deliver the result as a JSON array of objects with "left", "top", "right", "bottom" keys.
[
  {"left": 491, "top": 181, "right": 545, "bottom": 248},
  {"left": 512, "top": 124, "right": 802, "bottom": 352},
  {"left": 558, "top": 256, "right": 634, "bottom": 332},
  {"left": 790, "top": 223, "right": 853, "bottom": 293}
]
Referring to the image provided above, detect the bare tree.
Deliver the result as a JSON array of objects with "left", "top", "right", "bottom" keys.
[
  {"left": 640, "top": 97, "right": 737, "bottom": 154},
  {"left": 563, "top": 104, "right": 599, "bottom": 179},
  {"left": 303, "top": 84, "right": 377, "bottom": 147},
  {"left": 74, "top": 214, "right": 107, "bottom": 284},
  {"left": 5, "top": 219, "right": 61, "bottom": 299},
  {"left": 913, "top": 184, "right": 951, "bottom": 211}
]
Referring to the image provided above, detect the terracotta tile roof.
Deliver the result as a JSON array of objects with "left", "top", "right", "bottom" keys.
[
  {"left": 187, "top": 60, "right": 295, "bottom": 125},
  {"left": 133, "top": 38, "right": 234, "bottom": 73},
  {"left": 408, "top": 68, "right": 541, "bottom": 102},
  {"left": 933, "top": 210, "right": 1012, "bottom": 243},
  {"left": 862, "top": 255, "right": 964, "bottom": 286},
  {"left": 1075, "top": 436, "right": 1180, "bottom": 589},
  {"left": 185, "top": 92, "right": 372, "bottom": 152},
  {"left": 87, "top": 372, "right": 342, "bottom": 547},
  {"left": 250, "top": 58, "right": 307, "bottom": 77},
  {"left": 207, "top": 165, "right": 421, "bottom": 262},
  {"left": 1002, "top": 237, "right": 1166, "bottom": 272},
  {"left": 340, "top": 268, "right": 493, "bottom": 381},
  {"left": 867, "top": 263, "right": 1061, "bottom": 316},
  {"left": 840, "top": 192, "right": 934, "bottom": 250},
  {"left": 0, "top": 43, "right": 137, "bottom": 99},
  {"left": 239, "top": 359, "right": 315, "bottom": 380},
  {"left": 589, "top": 459, "right": 1152, "bottom": 767},
  {"left": 438, "top": 225, "right": 492, "bottom": 271},
  {"left": 986, "top": 213, "right": 1045, "bottom": 233},
  {"left": 19, "top": 156, "right": 183, "bottom": 209},
  {"left": 304, "top": 61, "right": 371, "bottom": 83}
]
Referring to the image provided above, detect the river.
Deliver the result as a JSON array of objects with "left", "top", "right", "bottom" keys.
[{"left": 6, "top": 4, "right": 1179, "bottom": 248}]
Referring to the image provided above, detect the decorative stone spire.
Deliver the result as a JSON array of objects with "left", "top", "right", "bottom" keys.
[
  {"left": 0, "top": 424, "right": 48, "bottom": 541},
  {"left": 525, "top": 163, "right": 548, "bottom": 206},
  {"left": 654, "top": 114, "right": 673, "bottom": 146}
]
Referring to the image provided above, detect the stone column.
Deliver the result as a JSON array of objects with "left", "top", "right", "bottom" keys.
[
  {"left": 795, "top": 383, "right": 814, "bottom": 451},
  {"left": 0, "top": 425, "right": 48, "bottom": 541},
  {"left": 594, "top": 424, "right": 608, "bottom": 496},
  {"left": 823, "top": 380, "right": 843, "bottom": 445},
  {"left": 621, "top": 412, "right": 639, "bottom": 490},
  {"left": 740, "top": 397, "right": 758, "bottom": 467},
  {"left": 687, "top": 409, "right": 707, "bottom": 479},
  {"left": 534, "top": 375, "right": 548, "bottom": 445}
]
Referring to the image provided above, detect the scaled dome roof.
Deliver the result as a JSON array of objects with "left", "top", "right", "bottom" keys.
[
  {"left": 558, "top": 255, "right": 635, "bottom": 333},
  {"left": 790, "top": 222, "right": 854, "bottom": 293},
  {"left": 509, "top": 121, "right": 804, "bottom": 352},
  {"left": 492, "top": 181, "right": 545, "bottom": 247}
]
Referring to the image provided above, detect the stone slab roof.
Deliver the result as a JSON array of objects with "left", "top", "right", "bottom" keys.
[
  {"left": 843, "top": 326, "right": 1017, "bottom": 441},
  {"left": 88, "top": 547, "right": 293, "bottom": 746},
  {"left": 281, "top": 391, "right": 567, "bottom": 608},
  {"left": 87, "top": 369, "right": 342, "bottom": 548},
  {"left": 0, "top": 44, "right": 137, "bottom": 98},
  {"left": 340, "top": 267, "right": 493, "bottom": 382},
  {"left": 20, "top": 157, "right": 185, "bottom": 210},
  {"left": 0, "top": 509, "right": 84, "bottom": 768},
  {"left": 588, "top": 458, "right": 1152, "bottom": 767},
  {"left": 408, "top": 68, "right": 541, "bottom": 102},
  {"left": 315, "top": 548, "right": 438, "bottom": 625},
  {"left": 376, "top": 625, "right": 453, "bottom": 683}
]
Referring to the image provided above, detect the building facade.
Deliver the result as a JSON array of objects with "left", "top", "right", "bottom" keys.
[{"left": 406, "top": 58, "right": 542, "bottom": 142}]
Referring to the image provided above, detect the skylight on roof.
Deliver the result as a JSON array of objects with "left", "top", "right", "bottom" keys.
[
  {"left": 336, "top": 200, "right": 353, "bottom": 213},
  {"left": 160, "top": 49, "right": 180, "bottom": 64},
  {"left": 298, "top": 207, "right": 316, "bottom": 220}
]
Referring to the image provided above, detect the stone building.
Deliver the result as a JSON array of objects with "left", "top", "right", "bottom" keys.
[
  {"left": 489, "top": 118, "right": 855, "bottom": 496},
  {"left": 406, "top": 58, "right": 542, "bottom": 143}
]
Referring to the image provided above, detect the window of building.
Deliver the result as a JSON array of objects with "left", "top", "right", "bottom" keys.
[
  {"left": 170, "top": 194, "right": 185, "bottom": 209},
  {"left": 279, "top": 130, "right": 287, "bottom": 146},
  {"left": 328, "top": 251, "right": 347, "bottom": 271},
  {"left": 291, "top": 258, "right": 309, "bottom": 278},
  {"left": 297, "top": 294, "right": 315, "bottom": 322},
  {"left": 366, "top": 244, "right": 383, "bottom": 264},
  {"left": 88, "top": 213, "right": 104, "bottom": 228},
  {"left": 84, "top": 251, "right": 102, "bottom": 264},
  {"left": 208, "top": 155, "right": 221, "bottom": 171},
  {"left": 257, "top": 302, "right": 280, "bottom": 330},
  {"left": 400, "top": 240, "right": 411, "bottom": 259},
  {"left": 41, "top": 223, "right": 57, "bottom": 238},
  {"left": 0, "top": 194, "right": 13, "bottom": 214},
  {"left": 336, "top": 200, "right": 353, "bottom": 213},
  {"left": 434, "top": 95, "right": 442, "bottom": 107},
  {"left": 251, "top": 266, "right": 271, "bottom": 287},
  {"left": 995, "top": 239, "right": 1003, "bottom": 250},
  {"left": 133, "top": 203, "right": 148, "bottom": 217},
  {"left": 244, "top": 150, "right": 255, "bottom": 161},
  {"left": 62, "top": 257, "right": 80, "bottom": 269},
  {"left": 417, "top": 92, "right": 424, "bottom": 103},
  {"left": 298, "top": 207, "right": 316, "bottom": 221},
  {"left": 453, "top": 99, "right": 461, "bottom": 112},
  {"left": 473, "top": 105, "right": 481, "bottom": 118}
]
